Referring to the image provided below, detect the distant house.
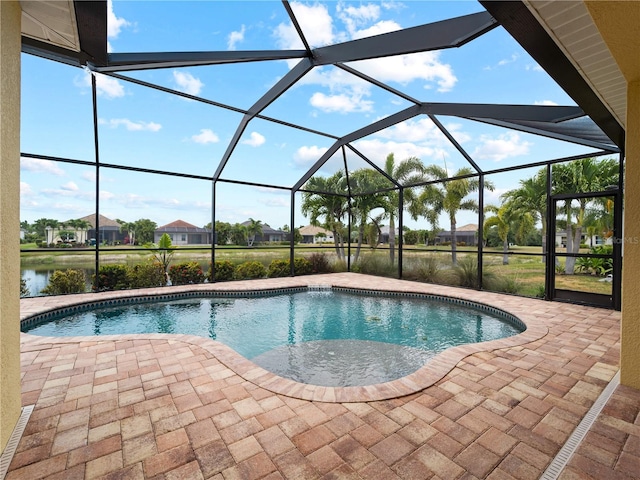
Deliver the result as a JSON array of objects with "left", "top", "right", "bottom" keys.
[
  {"left": 378, "top": 226, "right": 399, "bottom": 244},
  {"left": 555, "top": 230, "right": 610, "bottom": 248},
  {"left": 155, "top": 220, "right": 212, "bottom": 245},
  {"left": 435, "top": 223, "right": 478, "bottom": 246},
  {"left": 240, "top": 221, "right": 286, "bottom": 243},
  {"left": 299, "top": 225, "right": 333, "bottom": 244},
  {"left": 44, "top": 214, "right": 123, "bottom": 245},
  {"left": 81, "top": 214, "right": 124, "bottom": 245}
]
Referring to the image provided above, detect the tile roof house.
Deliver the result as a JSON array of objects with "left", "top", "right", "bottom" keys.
[
  {"left": 80, "top": 214, "right": 124, "bottom": 245},
  {"left": 240, "top": 221, "right": 286, "bottom": 244},
  {"left": 435, "top": 223, "right": 478, "bottom": 246},
  {"left": 299, "top": 225, "right": 333, "bottom": 244},
  {"left": 155, "top": 220, "right": 212, "bottom": 245}
]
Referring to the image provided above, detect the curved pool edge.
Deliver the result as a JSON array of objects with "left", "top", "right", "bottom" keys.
[{"left": 19, "top": 274, "right": 550, "bottom": 403}]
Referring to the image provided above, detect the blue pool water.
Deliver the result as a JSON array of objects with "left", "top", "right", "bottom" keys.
[{"left": 23, "top": 290, "right": 523, "bottom": 386}]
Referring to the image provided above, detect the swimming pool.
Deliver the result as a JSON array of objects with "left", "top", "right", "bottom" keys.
[{"left": 22, "top": 287, "right": 524, "bottom": 386}]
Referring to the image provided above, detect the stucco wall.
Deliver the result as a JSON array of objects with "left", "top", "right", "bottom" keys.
[
  {"left": 586, "top": 1, "right": 640, "bottom": 390},
  {"left": 0, "top": 0, "right": 22, "bottom": 451},
  {"left": 621, "top": 80, "right": 640, "bottom": 389}
]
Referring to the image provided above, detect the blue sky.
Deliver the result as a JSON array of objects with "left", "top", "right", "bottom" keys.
[{"left": 20, "top": 0, "right": 602, "bottom": 232}]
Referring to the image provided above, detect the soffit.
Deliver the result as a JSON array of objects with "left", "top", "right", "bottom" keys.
[
  {"left": 20, "top": 0, "right": 80, "bottom": 52},
  {"left": 523, "top": 0, "right": 627, "bottom": 129}
]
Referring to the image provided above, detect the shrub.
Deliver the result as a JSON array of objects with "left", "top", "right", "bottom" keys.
[
  {"left": 404, "top": 256, "right": 443, "bottom": 283},
  {"left": 489, "top": 276, "right": 521, "bottom": 294},
  {"left": 352, "top": 255, "right": 397, "bottom": 277},
  {"left": 453, "top": 256, "right": 496, "bottom": 288},
  {"left": 20, "top": 278, "right": 29, "bottom": 297},
  {"left": 453, "top": 256, "right": 478, "bottom": 287},
  {"left": 308, "top": 252, "right": 332, "bottom": 273},
  {"left": 234, "top": 261, "right": 266, "bottom": 280},
  {"left": 207, "top": 260, "right": 235, "bottom": 282},
  {"left": 41, "top": 269, "right": 86, "bottom": 295},
  {"left": 403, "top": 230, "right": 418, "bottom": 245},
  {"left": 129, "top": 261, "right": 167, "bottom": 288},
  {"left": 267, "top": 259, "right": 290, "bottom": 278},
  {"left": 93, "top": 264, "right": 130, "bottom": 291},
  {"left": 168, "top": 262, "right": 205, "bottom": 285},
  {"left": 294, "top": 257, "right": 313, "bottom": 275}
]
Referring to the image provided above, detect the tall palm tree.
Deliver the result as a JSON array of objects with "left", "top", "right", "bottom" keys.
[
  {"left": 230, "top": 223, "right": 248, "bottom": 246},
  {"left": 484, "top": 202, "right": 534, "bottom": 264},
  {"left": 349, "top": 168, "right": 388, "bottom": 262},
  {"left": 246, "top": 218, "right": 263, "bottom": 247},
  {"left": 382, "top": 153, "right": 427, "bottom": 265},
  {"left": 501, "top": 168, "right": 547, "bottom": 262},
  {"left": 301, "top": 171, "right": 349, "bottom": 261},
  {"left": 422, "top": 165, "right": 494, "bottom": 265},
  {"left": 117, "top": 219, "right": 136, "bottom": 245},
  {"left": 553, "top": 157, "right": 618, "bottom": 274}
]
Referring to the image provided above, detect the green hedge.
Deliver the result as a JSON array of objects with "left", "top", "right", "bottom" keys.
[
  {"left": 169, "top": 261, "right": 205, "bottom": 285},
  {"left": 129, "top": 261, "right": 166, "bottom": 288},
  {"left": 93, "top": 264, "right": 130, "bottom": 291},
  {"left": 207, "top": 260, "right": 235, "bottom": 282},
  {"left": 234, "top": 261, "right": 267, "bottom": 280},
  {"left": 41, "top": 269, "right": 87, "bottom": 295}
]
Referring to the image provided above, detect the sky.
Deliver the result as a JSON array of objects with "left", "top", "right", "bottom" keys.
[{"left": 19, "top": 0, "right": 606, "bottom": 232}]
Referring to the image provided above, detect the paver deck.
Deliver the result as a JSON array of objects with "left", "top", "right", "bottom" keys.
[{"left": 7, "top": 273, "right": 638, "bottom": 479}]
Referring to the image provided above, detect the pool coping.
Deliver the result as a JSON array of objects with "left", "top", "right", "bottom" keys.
[{"left": 19, "top": 273, "right": 549, "bottom": 403}]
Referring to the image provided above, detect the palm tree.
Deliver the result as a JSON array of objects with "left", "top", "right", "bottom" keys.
[
  {"left": 501, "top": 169, "right": 547, "bottom": 262},
  {"left": 382, "top": 153, "right": 427, "bottom": 265},
  {"left": 301, "top": 171, "right": 349, "bottom": 261},
  {"left": 422, "top": 166, "right": 494, "bottom": 265},
  {"left": 117, "top": 219, "right": 136, "bottom": 245},
  {"left": 553, "top": 157, "right": 618, "bottom": 274},
  {"left": 230, "top": 223, "right": 248, "bottom": 246},
  {"left": 349, "top": 168, "right": 388, "bottom": 261},
  {"left": 484, "top": 202, "right": 534, "bottom": 264},
  {"left": 246, "top": 218, "right": 263, "bottom": 247}
]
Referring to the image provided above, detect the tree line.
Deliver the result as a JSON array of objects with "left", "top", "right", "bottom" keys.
[{"left": 302, "top": 153, "right": 618, "bottom": 272}]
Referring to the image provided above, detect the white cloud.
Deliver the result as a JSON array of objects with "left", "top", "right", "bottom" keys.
[
  {"left": 351, "top": 19, "right": 400, "bottom": 40},
  {"left": 99, "top": 118, "right": 162, "bottom": 131},
  {"left": 337, "top": 4, "right": 381, "bottom": 36},
  {"left": 20, "top": 182, "right": 33, "bottom": 196},
  {"left": 485, "top": 54, "right": 519, "bottom": 71},
  {"left": 75, "top": 71, "right": 125, "bottom": 99},
  {"left": 472, "top": 132, "right": 532, "bottom": 161},
  {"left": 242, "top": 132, "right": 266, "bottom": 147},
  {"left": 262, "top": 197, "right": 289, "bottom": 207},
  {"left": 61, "top": 182, "right": 79, "bottom": 192},
  {"left": 351, "top": 52, "right": 457, "bottom": 92},
  {"left": 526, "top": 63, "right": 544, "bottom": 72},
  {"left": 228, "top": 25, "right": 246, "bottom": 50},
  {"left": 173, "top": 71, "right": 204, "bottom": 95},
  {"left": 353, "top": 138, "right": 444, "bottom": 167},
  {"left": 275, "top": 2, "right": 335, "bottom": 49},
  {"left": 20, "top": 158, "right": 65, "bottom": 176},
  {"left": 535, "top": 100, "right": 558, "bottom": 106},
  {"left": 310, "top": 91, "right": 373, "bottom": 113},
  {"left": 370, "top": 118, "right": 471, "bottom": 149},
  {"left": 273, "top": 1, "right": 457, "bottom": 113},
  {"left": 191, "top": 129, "right": 219, "bottom": 144},
  {"left": 294, "top": 145, "right": 329, "bottom": 166},
  {"left": 82, "top": 171, "right": 96, "bottom": 182},
  {"left": 107, "top": 0, "right": 131, "bottom": 38}
]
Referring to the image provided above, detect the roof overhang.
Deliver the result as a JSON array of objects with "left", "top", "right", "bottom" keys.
[
  {"left": 20, "top": 0, "right": 107, "bottom": 67},
  {"left": 481, "top": 0, "right": 626, "bottom": 148}
]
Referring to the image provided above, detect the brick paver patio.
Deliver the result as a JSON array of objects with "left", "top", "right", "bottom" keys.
[{"left": 7, "top": 273, "right": 638, "bottom": 479}]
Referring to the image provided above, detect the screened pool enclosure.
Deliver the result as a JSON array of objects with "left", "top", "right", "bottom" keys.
[{"left": 20, "top": 1, "right": 624, "bottom": 309}]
